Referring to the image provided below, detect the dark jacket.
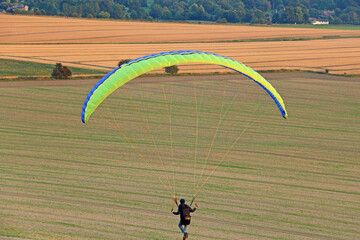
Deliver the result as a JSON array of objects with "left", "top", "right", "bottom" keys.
[{"left": 173, "top": 203, "right": 196, "bottom": 219}]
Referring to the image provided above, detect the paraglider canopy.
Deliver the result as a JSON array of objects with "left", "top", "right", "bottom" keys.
[{"left": 81, "top": 50, "right": 288, "bottom": 124}]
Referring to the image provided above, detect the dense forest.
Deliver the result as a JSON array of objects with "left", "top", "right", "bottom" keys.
[{"left": 2, "top": 0, "right": 360, "bottom": 24}]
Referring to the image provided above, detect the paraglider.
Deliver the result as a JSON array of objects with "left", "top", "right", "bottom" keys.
[
  {"left": 81, "top": 50, "right": 288, "bottom": 238},
  {"left": 172, "top": 198, "right": 198, "bottom": 240}
]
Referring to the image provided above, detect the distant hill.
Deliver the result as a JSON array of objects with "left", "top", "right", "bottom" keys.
[{"left": 1, "top": 0, "right": 360, "bottom": 25}]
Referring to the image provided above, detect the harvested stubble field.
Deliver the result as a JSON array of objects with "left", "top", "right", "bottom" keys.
[
  {"left": 0, "top": 72, "right": 359, "bottom": 239},
  {"left": 2, "top": 38, "right": 360, "bottom": 75},
  {"left": 1, "top": 14, "right": 360, "bottom": 75},
  {"left": 1, "top": 14, "right": 359, "bottom": 44}
]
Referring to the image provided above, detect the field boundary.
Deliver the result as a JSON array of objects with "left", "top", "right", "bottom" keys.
[
  {"left": 1, "top": 69, "right": 358, "bottom": 82},
  {"left": 0, "top": 72, "right": 357, "bottom": 89}
]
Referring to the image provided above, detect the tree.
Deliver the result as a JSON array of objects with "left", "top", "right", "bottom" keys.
[
  {"left": 98, "top": 11, "right": 110, "bottom": 18},
  {"left": 348, "top": 11, "right": 359, "bottom": 24},
  {"left": 294, "top": 6, "right": 303, "bottom": 23},
  {"left": 82, "top": 2, "right": 100, "bottom": 17},
  {"left": 62, "top": 3, "right": 77, "bottom": 17},
  {"left": 172, "top": 2, "right": 186, "bottom": 20},
  {"left": 188, "top": 4, "right": 210, "bottom": 21},
  {"left": 243, "top": 9, "right": 255, "bottom": 22},
  {"left": 198, "top": 0, "right": 220, "bottom": 16},
  {"left": 118, "top": 59, "right": 132, "bottom": 67},
  {"left": 165, "top": 65, "right": 179, "bottom": 74},
  {"left": 334, "top": 8, "right": 342, "bottom": 16},
  {"left": 139, "top": 0, "right": 147, "bottom": 7},
  {"left": 197, "top": 5, "right": 211, "bottom": 20},
  {"left": 332, "top": 17, "right": 343, "bottom": 24},
  {"left": 130, "top": 7, "right": 148, "bottom": 19},
  {"left": 217, "top": 18, "right": 227, "bottom": 23},
  {"left": 311, "top": 0, "right": 336, "bottom": 10},
  {"left": 99, "top": 0, "right": 113, "bottom": 13},
  {"left": 256, "top": 0, "right": 271, "bottom": 12},
  {"left": 150, "top": 4, "right": 164, "bottom": 18},
  {"left": 71, "top": 12, "right": 80, "bottom": 18},
  {"left": 328, "top": 14, "right": 335, "bottom": 23},
  {"left": 272, "top": 12, "right": 280, "bottom": 23},
  {"left": 112, "top": 4, "right": 125, "bottom": 19},
  {"left": 302, "top": 10, "right": 309, "bottom": 23},
  {"left": 242, "top": 0, "right": 256, "bottom": 9},
  {"left": 309, "top": 8, "right": 320, "bottom": 18},
  {"left": 340, "top": 12, "right": 351, "bottom": 22},
  {"left": 115, "top": 0, "right": 129, "bottom": 6},
  {"left": 37, "top": 1, "right": 58, "bottom": 15},
  {"left": 223, "top": 7, "right": 245, "bottom": 23},
  {"left": 153, "top": 0, "right": 173, "bottom": 8},
  {"left": 129, "top": 0, "right": 141, "bottom": 11},
  {"left": 52, "top": 63, "right": 72, "bottom": 79},
  {"left": 282, "top": 6, "right": 296, "bottom": 23},
  {"left": 162, "top": 7, "right": 172, "bottom": 20},
  {"left": 335, "top": 0, "right": 359, "bottom": 10}
]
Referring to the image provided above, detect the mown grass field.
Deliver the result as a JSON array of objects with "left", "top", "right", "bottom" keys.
[
  {"left": 0, "top": 72, "right": 359, "bottom": 239},
  {"left": 0, "top": 59, "right": 107, "bottom": 79}
]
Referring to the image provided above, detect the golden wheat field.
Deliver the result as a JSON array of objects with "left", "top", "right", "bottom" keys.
[{"left": 1, "top": 14, "right": 360, "bottom": 74}]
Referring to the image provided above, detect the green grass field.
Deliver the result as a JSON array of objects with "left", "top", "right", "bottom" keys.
[
  {"left": 0, "top": 72, "right": 359, "bottom": 239},
  {"left": 0, "top": 59, "right": 107, "bottom": 79}
]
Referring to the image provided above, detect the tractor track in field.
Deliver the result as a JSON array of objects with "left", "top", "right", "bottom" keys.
[
  {"left": 0, "top": 190, "right": 343, "bottom": 240},
  {"left": 0, "top": 237, "right": 31, "bottom": 240}
]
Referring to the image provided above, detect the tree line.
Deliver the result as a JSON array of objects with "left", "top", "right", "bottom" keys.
[{"left": 2, "top": 0, "right": 360, "bottom": 25}]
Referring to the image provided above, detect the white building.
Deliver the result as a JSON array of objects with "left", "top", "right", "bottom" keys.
[{"left": 310, "top": 18, "right": 329, "bottom": 25}]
